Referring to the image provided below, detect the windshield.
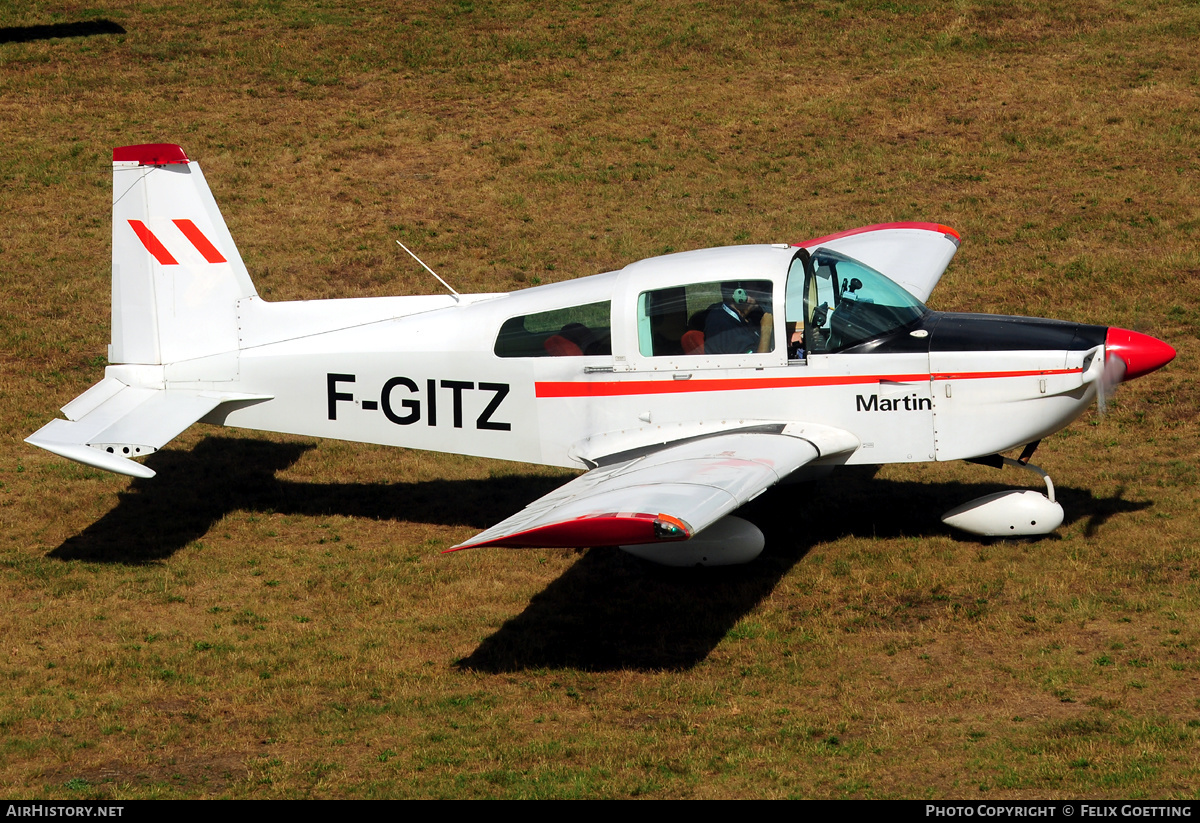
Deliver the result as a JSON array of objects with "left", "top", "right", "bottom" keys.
[{"left": 805, "top": 249, "right": 928, "bottom": 353}]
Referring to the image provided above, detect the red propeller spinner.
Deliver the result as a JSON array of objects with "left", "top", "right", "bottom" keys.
[{"left": 1105, "top": 328, "right": 1176, "bottom": 382}]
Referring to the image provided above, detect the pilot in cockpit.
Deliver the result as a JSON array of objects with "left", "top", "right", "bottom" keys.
[{"left": 705, "top": 282, "right": 773, "bottom": 355}]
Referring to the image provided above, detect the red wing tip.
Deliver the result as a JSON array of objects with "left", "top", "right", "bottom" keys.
[
  {"left": 447, "top": 513, "right": 692, "bottom": 551},
  {"left": 113, "top": 144, "right": 189, "bottom": 166}
]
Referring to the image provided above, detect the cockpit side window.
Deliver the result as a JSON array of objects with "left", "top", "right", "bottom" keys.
[
  {"left": 637, "top": 280, "right": 774, "bottom": 356},
  {"left": 494, "top": 301, "right": 612, "bottom": 357},
  {"left": 804, "top": 250, "right": 927, "bottom": 353}
]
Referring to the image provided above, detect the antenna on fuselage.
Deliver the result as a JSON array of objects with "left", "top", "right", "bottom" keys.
[{"left": 396, "top": 240, "right": 460, "bottom": 303}]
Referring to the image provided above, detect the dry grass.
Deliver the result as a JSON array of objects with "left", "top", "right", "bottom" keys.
[{"left": 1, "top": 0, "right": 1198, "bottom": 798}]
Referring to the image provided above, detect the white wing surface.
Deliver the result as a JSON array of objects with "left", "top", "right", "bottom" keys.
[{"left": 451, "top": 424, "right": 859, "bottom": 550}]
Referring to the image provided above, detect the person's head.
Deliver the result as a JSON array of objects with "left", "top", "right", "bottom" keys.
[{"left": 722, "top": 282, "right": 757, "bottom": 317}]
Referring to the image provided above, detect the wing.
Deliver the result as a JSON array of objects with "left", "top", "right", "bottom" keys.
[
  {"left": 799, "top": 222, "right": 960, "bottom": 301},
  {"left": 450, "top": 423, "right": 859, "bottom": 551}
]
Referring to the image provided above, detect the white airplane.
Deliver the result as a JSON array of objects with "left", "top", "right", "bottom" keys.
[{"left": 27, "top": 144, "right": 1176, "bottom": 566}]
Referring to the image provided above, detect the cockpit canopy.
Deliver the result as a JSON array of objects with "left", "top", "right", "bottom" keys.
[
  {"left": 797, "top": 249, "right": 929, "bottom": 353},
  {"left": 489, "top": 244, "right": 931, "bottom": 363}
]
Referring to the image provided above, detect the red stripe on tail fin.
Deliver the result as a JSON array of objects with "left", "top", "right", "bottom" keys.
[
  {"left": 173, "top": 219, "right": 227, "bottom": 263},
  {"left": 127, "top": 220, "right": 178, "bottom": 265}
]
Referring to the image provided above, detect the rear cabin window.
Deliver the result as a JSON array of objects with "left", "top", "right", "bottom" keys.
[
  {"left": 494, "top": 301, "right": 612, "bottom": 357},
  {"left": 637, "top": 280, "right": 773, "bottom": 356}
]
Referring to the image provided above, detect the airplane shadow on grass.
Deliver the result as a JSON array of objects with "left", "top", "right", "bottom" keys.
[
  {"left": 49, "top": 436, "right": 1151, "bottom": 672},
  {"left": 459, "top": 469, "right": 1151, "bottom": 672},
  {"left": 0, "top": 21, "right": 126, "bottom": 44}
]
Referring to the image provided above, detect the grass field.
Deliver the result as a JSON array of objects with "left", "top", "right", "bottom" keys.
[{"left": 2, "top": 0, "right": 1198, "bottom": 798}]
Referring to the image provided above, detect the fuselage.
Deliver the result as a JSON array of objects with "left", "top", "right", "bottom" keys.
[{"left": 162, "top": 243, "right": 1114, "bottom": 471}]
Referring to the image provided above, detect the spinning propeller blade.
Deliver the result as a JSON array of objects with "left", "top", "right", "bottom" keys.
[{"left": 1096, "top": 351, "right": 1126, "bottom": 416}]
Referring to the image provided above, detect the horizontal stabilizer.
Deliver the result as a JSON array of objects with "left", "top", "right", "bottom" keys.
[{"left": 26, "top": 377, "right": 271, "bottom": 478}]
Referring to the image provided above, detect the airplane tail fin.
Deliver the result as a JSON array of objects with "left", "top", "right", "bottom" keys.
[
  {"left": 110, "top": 143, "right": 258, "bottom": 365},
  {"left": 25, "top": 145, "right": 271, "bottom": 477}
]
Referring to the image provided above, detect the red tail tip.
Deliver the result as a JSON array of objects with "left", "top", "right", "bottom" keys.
[
  {"left": 113, "top": 144, "right": 189, "bottom": 166},
  {"left": 1105, "top": 328, "right": 1176, "bottom": 381}
]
